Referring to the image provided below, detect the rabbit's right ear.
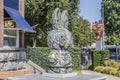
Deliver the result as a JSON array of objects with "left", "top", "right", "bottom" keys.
[
  {"left": 61, "top": 10, "right": 68, "bottom": 29},
  {"left": 52, "top": 8, "right": 61, "bottom": 29}
]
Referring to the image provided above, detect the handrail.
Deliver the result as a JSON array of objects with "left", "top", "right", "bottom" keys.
[
  {"left": 26, "top": 47, "right": 47, "bottom": 73},
  {"left": 27, "top": 60, "right": 45, "bottom": 74}
]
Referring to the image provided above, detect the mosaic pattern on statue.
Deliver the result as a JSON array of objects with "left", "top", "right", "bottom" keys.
[{"left": 47, "top": 8, "right": 73, "bottom": 73}]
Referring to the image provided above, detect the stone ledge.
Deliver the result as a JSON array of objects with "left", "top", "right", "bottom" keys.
[
  {"left": 0, "top": 48, "right": 26, "bottom": 52},
  {"left": 42, "top": 72, "right": 77, "bottom": 78}
]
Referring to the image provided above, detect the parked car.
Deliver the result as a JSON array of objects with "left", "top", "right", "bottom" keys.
[{"left": 105, "top": 45, "right": 120, "bottom": 60}]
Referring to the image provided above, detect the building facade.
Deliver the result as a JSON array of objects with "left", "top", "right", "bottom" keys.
[
  {"left": 0, "top": 1, "right": 36, "bottom": 78},
  {"left": 0, "top": 0, "right": 33, "bottom": 49}
]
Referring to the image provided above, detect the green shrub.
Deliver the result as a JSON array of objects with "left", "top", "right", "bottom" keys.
[
  {"left": 26, "top": 47, "right": 81, "bottom": 71},
  {"left": 103, "top": 67, "right": 114, "bottom": 74},
  {"left": 94, "top": 66, "right": 104, "bottom": 73},
  {"left": 26, "top": 47, "right": 50, "bottom": 70},
  {"left": 95, "top": 66, "right": 118, "bottom": 76},
  {"left": 110, "top": 69, "right": 117, "bottom": 76},
  {"left": 118, "top": 66, "right": 120, "bottom": 71},
  {"left": 92, "top": 50, "right": 109, "bottom": 70},
  {"left": 116, "top": 71, "right": 120, "bottom": 77},
  {"left": 104, "top": 60, "right": 119, "bottom": 69},
  {"left": 94, "top": 59, "right": 120, "bottom": 77}
]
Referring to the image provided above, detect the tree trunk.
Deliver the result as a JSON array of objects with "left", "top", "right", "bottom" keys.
[{"left": 33, "top": 38, "right": 36, "bottom": 47}]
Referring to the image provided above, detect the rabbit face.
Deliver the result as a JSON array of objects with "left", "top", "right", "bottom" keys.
[{"left": 47, "top": 29, "right": 73, "bottom": 50}]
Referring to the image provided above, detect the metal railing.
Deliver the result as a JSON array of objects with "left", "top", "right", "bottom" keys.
[{"left": 26, "top": 47, "right": 48, "bottom": 70}]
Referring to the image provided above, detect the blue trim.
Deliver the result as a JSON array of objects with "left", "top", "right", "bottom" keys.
[{"left": 4, "top": 0, "right": 19, "bottom": 10}]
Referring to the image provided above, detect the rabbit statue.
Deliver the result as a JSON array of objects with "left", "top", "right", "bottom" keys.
[{"left": 47, "top": 8, "right": 73, "bottom": 73}]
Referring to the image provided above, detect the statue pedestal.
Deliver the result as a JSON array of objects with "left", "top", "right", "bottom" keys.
[
  {"left": 8, "top": 73, "right": 107, "bottom": 80},
  {"left": 42, "top": 72, "right": 77, "bottom": 78}
]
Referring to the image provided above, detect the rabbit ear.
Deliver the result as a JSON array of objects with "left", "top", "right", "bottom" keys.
[
  {"left": 52, "top": 8, "right": 61, "bottom": 29},
  {"left": 61, "top": 10, "right": 68, "bottom": 29}
]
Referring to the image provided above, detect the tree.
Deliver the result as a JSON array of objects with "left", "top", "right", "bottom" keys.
[
  {"left": 102, "top": 0, "right": 120, "bottom": 44},
  {"left": 72, "top": 17, "right": 94, "bottom": 47},
  {"left": 24, "top": 0, "right": 80, "bottom": 47},
  {"left": 92, "top": 23, "right": 104, "bottom": 42}
]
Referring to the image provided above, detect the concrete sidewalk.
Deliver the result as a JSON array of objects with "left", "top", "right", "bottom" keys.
[
  {"left": 82, "top": 70, "right": 120, "bottom": 80},
  {"left": 8, "top": 70, "right": 119, "bottom": 80},
  {"left": 8, "top": 73, "right": 107, "bottom": 80}
]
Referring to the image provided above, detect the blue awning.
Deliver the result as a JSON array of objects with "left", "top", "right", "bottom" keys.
[
  {"left": 4, "top": 0, "right": 19, "bottom": 10},
  {"left": 4, "top": 6, "right": 35, "bottom": 32}
]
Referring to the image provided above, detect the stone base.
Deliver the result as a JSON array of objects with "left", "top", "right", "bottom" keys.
[
  {"left": 8, "top": 73, "right": 107, "bottom": 80},
  {"left": 42, "top": 72, "right": 77, "bottom": 78}
]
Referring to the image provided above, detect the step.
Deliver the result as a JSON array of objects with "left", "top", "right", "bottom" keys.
[{"left": 0, "top": 70, "right": 34, "bottom": 79}]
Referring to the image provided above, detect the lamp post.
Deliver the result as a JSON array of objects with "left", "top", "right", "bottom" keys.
[
  {"left": 96, "top": 5, "right": 104, "bottom": 50},
  {"left": 101, "top": 4, "right": 104, "bottom": 50}
]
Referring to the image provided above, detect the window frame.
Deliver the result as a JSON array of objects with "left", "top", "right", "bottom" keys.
[{"left": 4, "top": 19, "right": 19, "bottom": 48}]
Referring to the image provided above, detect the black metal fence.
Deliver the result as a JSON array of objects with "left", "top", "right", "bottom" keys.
[{"left": 80, "top": 49, "right": 92, "bottom": 70}]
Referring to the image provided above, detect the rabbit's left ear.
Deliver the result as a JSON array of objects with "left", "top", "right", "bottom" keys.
[
  {"left": 61, "top": 10, "right": 68, "bottom": 29},
  {"left": 52, "top": 8, "right": 61, "bottom": 29}
]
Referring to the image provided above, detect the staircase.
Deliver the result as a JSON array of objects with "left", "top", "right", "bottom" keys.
[{"left": 0, "top": 48, "right": 45, "bottom": 79}]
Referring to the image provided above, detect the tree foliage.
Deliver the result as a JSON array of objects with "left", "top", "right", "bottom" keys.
[
  {"left": 92, "top": 23, "right": 104, "bottom": 42},
  {"left": 102, "top": 0, "right": 120, "bottom": 44},
  {"left": 72, "top": 17, "right": 94, "bottom": 47},
  {"left": 24, "top": 0, "right": 80, "bottom": 47}
]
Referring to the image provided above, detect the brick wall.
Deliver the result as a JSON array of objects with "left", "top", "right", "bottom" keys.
[
  {"left": 19, "top": 0, "right": 25, "bottom": 48},
  {"left": 0, "top": 0, "right": 25, "bottom": 48},
  {"left": 0, "top": 0, "right": 4, "bottom": 47},
  {"left": 19, "top": 0, "right": 24, "bottom": 16}
]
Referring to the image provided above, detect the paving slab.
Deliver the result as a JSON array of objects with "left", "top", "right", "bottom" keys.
[
  {"left": 42, "top": 72, "right": 77, "bottom": 78},
  {"left": 82, "top": 70, "right": 120, "bottom": 80},
  {"left": 8, "top": 73, "right": 107, "bottom": 80}
]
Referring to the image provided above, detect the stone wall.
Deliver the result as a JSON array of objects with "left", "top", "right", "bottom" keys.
[{"left": 0, "top": 49, "right": 29, "bottom": 71}]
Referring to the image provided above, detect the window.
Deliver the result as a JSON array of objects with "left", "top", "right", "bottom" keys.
[
  {"left": 4, "top": 19, "right": 19, "bottom": 48},
  {"left": 118, "top": 0, "right": 120, "bottom": 3}
]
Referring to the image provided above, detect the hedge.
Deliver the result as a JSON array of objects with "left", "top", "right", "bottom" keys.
[
  {"left": 92, "top": 50, "right": 109, "bottom": 70},
  {"left": 26, "top": 47, "right": 81, "bottom": 71}
]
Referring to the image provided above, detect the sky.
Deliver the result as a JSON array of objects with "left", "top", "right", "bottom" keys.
[{"left": 79, "top": 0, "right": 102, "bottom": 23}]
